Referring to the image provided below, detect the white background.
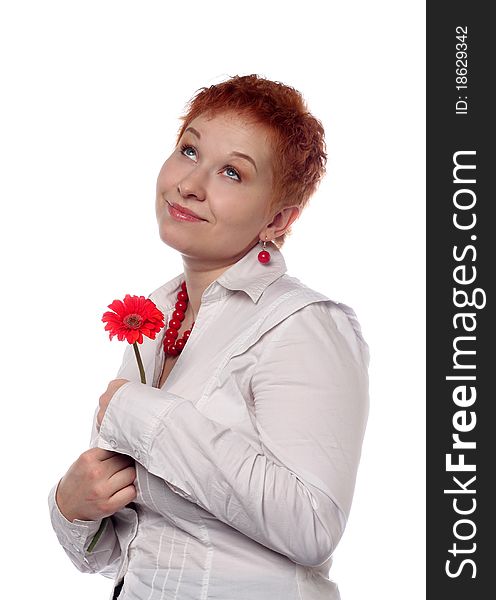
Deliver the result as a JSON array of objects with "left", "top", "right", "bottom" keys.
[{"left": 0, "top": 1, "right": 425, "bottom": 598}]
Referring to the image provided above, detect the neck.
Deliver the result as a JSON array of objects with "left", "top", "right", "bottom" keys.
[
  {"left": 180, "top": 242, "right": 257, "bottom": 318},
  {"left": 181, "top": 263, "right": 228, "bottom": 320}
]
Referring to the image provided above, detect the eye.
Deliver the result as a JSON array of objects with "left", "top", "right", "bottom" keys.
[
  {"left": 223, "top": 166, "right": 241, "bottom": 182},
  {"left": 179, "top": 143, "right": 242, "bottom": 182},
  {"left": 179, "top": 144, "right": 197, "bottom": 160}
]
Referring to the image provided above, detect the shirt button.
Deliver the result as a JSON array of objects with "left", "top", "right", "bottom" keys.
[{"left": 109, "top": 439, "right": 117, "bottom": 449}]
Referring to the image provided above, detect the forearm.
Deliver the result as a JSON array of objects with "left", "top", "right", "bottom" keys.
[
  {"left": 156, "top": 402, "right": 346, "bottom": 566},
  {"left": 95, "top": 302, "right": 369, "bottom": 567},
  {"left": 97, "top": 382, "right": 347, "bottom": 567}
]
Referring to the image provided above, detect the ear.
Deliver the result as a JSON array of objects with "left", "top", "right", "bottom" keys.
[{"left": 264, "top": 206, "right": 300, "bottom": 240}]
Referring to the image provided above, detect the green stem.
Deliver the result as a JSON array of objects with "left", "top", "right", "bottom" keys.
[
  {"left": 133, "top": 342, "right": 146, "bottom": 384},
  {"left": 86, "top": 517, "right": 108, "bottom": 553}
]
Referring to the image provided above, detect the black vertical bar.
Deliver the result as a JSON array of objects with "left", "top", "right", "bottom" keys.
[{"left": 427, "top": 3, "right": 494, "bottom": 598}]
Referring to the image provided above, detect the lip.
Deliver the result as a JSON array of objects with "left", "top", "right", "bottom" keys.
[{"left": 166, "top": 200, "right": 207, "bottom": 222}]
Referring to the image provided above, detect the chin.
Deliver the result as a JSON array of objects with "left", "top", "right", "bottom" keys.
[{"left": 157, "top": 224, "right": 192, "bottom": 254}]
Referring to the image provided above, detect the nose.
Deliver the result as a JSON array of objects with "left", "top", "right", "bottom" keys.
[{"left": 177, "top": 175, "right": 206, "bottom": 202}]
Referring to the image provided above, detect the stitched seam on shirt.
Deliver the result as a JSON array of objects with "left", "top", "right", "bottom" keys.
[
  {"left": 195, "top": 289, "right": 306, "bottom": 409},
  {"left": 157, "top": 396, "right": 189, "bottom": 422},
  {"left": 194, "top": 291, "right": 332, "bottom": 420},
  {"left": 295, "top": 564, "right": 304, "bottom": 600},
  {"left": 191, "top": 504, "right": 213, "bottom": 600}
]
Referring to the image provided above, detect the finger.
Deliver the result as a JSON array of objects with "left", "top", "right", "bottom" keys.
[
  {"left": 107, "top": 484, "right": 137, "bottom": 513},
  {"left": 105, "top": 454, "right": 136, "bottom": 475},
  {"left": 89, "top": 448, "right": 118, "bottom": 461},
  {"left": 107, "top": 466, "right": 137, "bottom": 496}
]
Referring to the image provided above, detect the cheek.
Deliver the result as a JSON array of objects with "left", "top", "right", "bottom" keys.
[
  {"left": 156, "top": 157, "right": 179, "bottom": 191},
  {"left": 227, "top": 192, "right": 268, "bottom": 224},
  {"left": 215, "top": 200, "right": 264, "bottom": 231}
]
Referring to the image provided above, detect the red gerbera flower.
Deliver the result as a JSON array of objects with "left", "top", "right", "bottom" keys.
[{"left": 102, "top": 294, "right": 165, "bottom": 344}]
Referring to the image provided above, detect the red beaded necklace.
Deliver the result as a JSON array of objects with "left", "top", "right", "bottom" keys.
[{"left": 163, "top": 281, "right": 195, "bottom": 357}]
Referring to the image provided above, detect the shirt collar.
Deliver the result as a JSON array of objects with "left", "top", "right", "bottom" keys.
[
  {"left": 158, "top": 241, "right": 287, "bottom": 308},
  {"left": 214, "top": 241, "right": 287, "bottom": 303}
]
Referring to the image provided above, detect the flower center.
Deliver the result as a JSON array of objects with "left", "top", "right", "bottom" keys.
[{"left": 124, "top": 313, "right": 144, "bottom": 329}]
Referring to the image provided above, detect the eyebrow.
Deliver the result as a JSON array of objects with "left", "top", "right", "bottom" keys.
[{"left": 184, "top": 126, "right": 258, "bottom": 173}]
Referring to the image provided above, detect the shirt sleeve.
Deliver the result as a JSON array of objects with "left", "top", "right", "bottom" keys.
[
  {"left": 47, "top": 477, "right": 122, "bottom": 578},
  {"left": 96, "top": 300, "right": 369, "bottom": 567},
  {"left": 47, "top": 402, "right": 135, "bottom": 578}
]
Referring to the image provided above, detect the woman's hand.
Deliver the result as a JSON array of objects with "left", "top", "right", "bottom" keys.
[
  {"left": 97, "top": 378, "right": 129, "bottom": 431},
  {"left": 56, "top": 448, "right": 137, "bottom": 522}
]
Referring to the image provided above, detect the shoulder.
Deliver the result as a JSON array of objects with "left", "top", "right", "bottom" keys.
[
  {"left": 262, "top": 273, "right": 329, "bottom": 304},
  {"left": 261, "top": 275, "right": 369, "bottom": 368}
]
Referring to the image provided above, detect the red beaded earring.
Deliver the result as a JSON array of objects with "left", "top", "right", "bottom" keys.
[{"left": 257, "top": 236, "right": 271, "bottom": 264}]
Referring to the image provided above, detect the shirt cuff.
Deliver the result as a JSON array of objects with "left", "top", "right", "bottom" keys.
[
  {"left": 96, "top": 380, "right": 187, "bottom": 467},
  {"left": 48, "top": 479, "right": 104, "bottom": 556}
]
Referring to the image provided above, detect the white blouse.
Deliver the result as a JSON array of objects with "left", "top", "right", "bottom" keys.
[{"left": 48, "top": 241, "right": 369, "bottom": 600}]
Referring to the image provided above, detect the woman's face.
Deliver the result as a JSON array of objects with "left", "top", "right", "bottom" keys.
[{"left": 155, "top": 111, "right": 275, "bottom": 265}]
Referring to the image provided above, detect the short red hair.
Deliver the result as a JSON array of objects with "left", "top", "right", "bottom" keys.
[{"left": 175, "top": 74, "right": 327, "bottom": 248}]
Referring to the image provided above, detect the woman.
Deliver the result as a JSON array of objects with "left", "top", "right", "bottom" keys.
[{"left": 48, "top": 74, "right": 369, "bottom": 600}]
